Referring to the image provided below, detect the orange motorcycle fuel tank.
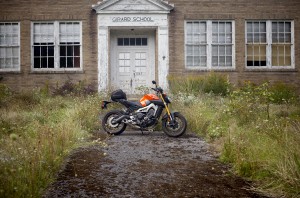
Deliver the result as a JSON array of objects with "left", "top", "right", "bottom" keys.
[{"left": 139, "top": 94, "right": 160, "bottom": 107}]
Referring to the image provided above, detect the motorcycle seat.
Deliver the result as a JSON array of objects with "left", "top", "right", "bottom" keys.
[
  {"left": 120, "top": 100, "right": 143, "bottom": 109},
  {"left": 127, "top": 100, "right": 143, "bottom": 108}
]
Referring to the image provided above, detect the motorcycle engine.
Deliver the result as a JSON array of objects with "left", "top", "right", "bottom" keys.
[
  {"left": 146, "top": 109, "right": 155, "bottom": 119},
  {"left": 131, "top": 109, "right": 156, "bottom": 127}
]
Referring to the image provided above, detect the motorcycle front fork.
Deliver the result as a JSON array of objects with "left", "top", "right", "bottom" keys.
[{"left": 159, "top": 94, "right": 173, "bottom": 121}]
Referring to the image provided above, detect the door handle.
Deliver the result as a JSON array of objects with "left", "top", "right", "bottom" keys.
[{"left": 130, "top": 79, "right": 133, "bottom": 87}]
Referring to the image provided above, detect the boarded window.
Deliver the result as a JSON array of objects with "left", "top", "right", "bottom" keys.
[
  {"left": 246, "top": 20, "right": 293, "bottom": 68},
  {"left": 246, "top": 21, "right": 267, "bottom": 67}
]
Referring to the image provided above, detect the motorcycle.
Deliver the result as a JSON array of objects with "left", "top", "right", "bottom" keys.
[{"left": 101, "top": 80, "right": 187, "bottom": 137}]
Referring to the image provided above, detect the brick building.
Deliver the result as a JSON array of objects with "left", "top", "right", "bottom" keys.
[{"left": 0, "top": 0, "right": 299, "bottom": 93}]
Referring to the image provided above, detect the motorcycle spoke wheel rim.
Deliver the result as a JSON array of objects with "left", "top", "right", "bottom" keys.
[
  {"left": 105, "top": 114, "right": 124, "bottom": 133},
  {"left": 166, "top": 117, "right": 183, "bottom": 133}
]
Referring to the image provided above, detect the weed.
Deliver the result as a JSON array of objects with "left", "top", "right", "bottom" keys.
[
  {"left": 269, "top": 82, "right": 298, "bottom": 104},
  {"left": 0, "top": 83, "right": 11, "bottom": 107},
  {"left": 53, "top": 80, "right": 97, "bottom": 96},
  {"left": 0, "top": 90, "right": 103, "bottom": 198},
  {"left": 170, "top": 79, "right": 300, "bottom": 197},
  {"left": 168, "top": 72, "right": 231, "bottom": 96}
]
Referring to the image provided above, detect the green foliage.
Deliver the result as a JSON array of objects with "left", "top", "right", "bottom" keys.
[
  {"left": 168, "top": 75, "right": 204, "bottom": 95},
  {"left": 168, "top": 72, "right": 231, "bottom": 96},
  {"left": 0, "top": 90, "right": 104, "bottom": 198},
  {"left": 201, "top": 72, "right": 231, "bottom": 96},
  {"left": 228, "top": 82, "right": 270, "bottom": 125},
  {"left": 172, "top": 80, "right": 300, "bottom": 197},
  {"left": 269, "top": 82, "right": 298, "bottom": 104},
  {"left": 0, "top": 83, "right": 11, "bottom": 106}
]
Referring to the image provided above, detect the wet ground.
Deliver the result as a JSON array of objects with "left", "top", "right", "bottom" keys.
[{"left": 44, "top": 131, "right": 268, "bottom": 198}]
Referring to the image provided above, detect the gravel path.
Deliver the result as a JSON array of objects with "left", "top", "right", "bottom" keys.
[{"left": 44, "top": 131, "right": 268, "bottom": 198}]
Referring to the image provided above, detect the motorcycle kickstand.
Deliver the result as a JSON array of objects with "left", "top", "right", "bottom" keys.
[{"left": 140, "top": 129, "right": 150, "bottom": 135}]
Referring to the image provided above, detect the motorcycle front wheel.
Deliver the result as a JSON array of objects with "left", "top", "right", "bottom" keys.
[
  {"left": 102, "top": 110, "right": 126, "bottom": 135},
  {"left": 162, "top": 112, "right": 187, "bottom": 137}
]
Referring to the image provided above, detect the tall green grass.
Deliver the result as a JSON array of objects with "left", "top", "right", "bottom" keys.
[
  {"left": 170, "top": 75, "right": 300, "bottom": 197},
  {"left": 0, "top": 84, "right": 103, "bottom": 198},
  {"left": 168, "top": 72, "right": 231, "bottom": 96}
]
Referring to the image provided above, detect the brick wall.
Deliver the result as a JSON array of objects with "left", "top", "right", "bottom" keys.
[
  {"left": 168, "top": 0, "right": 300, "bottom": 88},
  {"left": 0, "top": 0, "right": 99, "bottom": 92},
  {"left": 1, "top": 0, "right": 300, "bottom": 91}
]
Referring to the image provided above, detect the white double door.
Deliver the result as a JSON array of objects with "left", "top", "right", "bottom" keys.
[
  {"left": 116, "top": 49, "right": 150, "bottom": 93},
  {"left": 110, "top": 30, "right": 155, "bottom": 94}
]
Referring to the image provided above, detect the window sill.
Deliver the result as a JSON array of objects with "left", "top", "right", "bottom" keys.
[
  {"left": 245, "top": 68, "right": 298, "bottom": 72},
  {"left": 185, "top": 67, "right": 237, "bottom": 72},
  {"left": 30, "top": 69, "right": 84, "bottom": 74},
  {"left": 0, "top": 70, "right": 21, "bottom": 74}
]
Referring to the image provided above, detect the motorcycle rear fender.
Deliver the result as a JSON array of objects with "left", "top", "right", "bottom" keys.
[{"left": 101, "top": 101, "right": 112, "bottom": 109}]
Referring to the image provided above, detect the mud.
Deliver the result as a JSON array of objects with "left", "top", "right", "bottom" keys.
[{"left": 44, "top": 131, "right": 268, "bottom": 198}]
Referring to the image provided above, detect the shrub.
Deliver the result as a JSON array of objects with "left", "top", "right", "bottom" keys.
[
  {"left": 0, "top": 83, "right": 11, "bottom": 106},
  {"left": 202, "top": 72, "right": 231, "bottom": 96},
  {"left": 168, "top": 72, "right": 231, "bottom": 96},
  {"left": 269, "top": 82, "right": 298, "bottom": 104},
  {"left": 228, "top": 82, "right": 271, "bottom": 125},
  {"left": 168, "top": 75, "right": 204, "bottom": 95},
  {"left": 53, "top": 80, "right": 97, "bottom": 96},
  {"left": 173, "top": 79, "right": 300, "bottom": 196}
]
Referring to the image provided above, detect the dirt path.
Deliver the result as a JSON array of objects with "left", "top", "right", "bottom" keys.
[{"left": 44, "top": 131, "right": 268, "bottom": 197}]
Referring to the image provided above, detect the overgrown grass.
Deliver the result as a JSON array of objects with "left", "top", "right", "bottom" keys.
[
  {"left": 0, "top": 83, "right": 103, "bottom": 198},
  {"left": 170, "top": 75, "right": 300, "bottom": 197},
  {"left": 168, "top": 72, "right": 231, "bottom": 96}
]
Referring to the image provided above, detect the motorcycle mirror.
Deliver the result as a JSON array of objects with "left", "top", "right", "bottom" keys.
[{"left": 152, "top": 80, "right": 156, "bottom": 85}]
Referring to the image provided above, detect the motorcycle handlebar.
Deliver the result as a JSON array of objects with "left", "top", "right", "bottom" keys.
[{"left": 152, "top": 87, "right": 163, "bottom": 94}]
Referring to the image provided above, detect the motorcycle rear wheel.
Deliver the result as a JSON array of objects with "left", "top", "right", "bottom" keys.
[
  {"left": 102, "top": 110, "right": 126, "bottom": 135},
  {"left": 162, "top": 112, "right": 187, "bottom": 137}
]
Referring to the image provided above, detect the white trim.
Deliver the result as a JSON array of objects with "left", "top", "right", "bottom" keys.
[
  {"left": 92, "top": 0, "right": 174, "bottom": 14},
  {"left": 0, "top": 22, "right": 21, "bottom": 72},
  {"left": 30, "top": 21, "right": 83, "bottom": 72},
  {"left": 96, "top": 13, "right": 170, "bottom": 92},
  {"left": 97, "top": 25, "right": 109, "bottom": 91}
]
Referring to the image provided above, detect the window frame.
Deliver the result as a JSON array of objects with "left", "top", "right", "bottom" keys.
[
  {"left": 0, "top": 22, "right": 21, "bottom": 72},
  {"left": 245, "top": 20, "right": 295, "bottom": 69},
  {"left": 184, "top": 20, "right": 235, "bottom": 70},
  {"left": 31, "top": 21, "right": 82, "bottom": 72}
]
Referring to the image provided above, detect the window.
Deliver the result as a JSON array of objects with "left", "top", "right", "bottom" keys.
[
  {"left": 186, "top": 21, "right": 207, "bottom": 67},
  {"left": 0, "top": 22, "right": 20, "bottom": 71},
  {"left": 32, "top": 21, "right": 81, "bottom": 70},
  {"left": 246, "top": 22, "right": 267, "bottom": 66},
  {"left": 33, "top": 23, "right": 54, "bottom": 68},
  {"left": 117, "top": 37, "right": 147, "bottom": 46},
  {"left": 272, "top": 21, "right": 292, "bottom": 67},
  {"left": 246, "top": 20, "right": 294, "bottom": 68},
  {"left": 59, "top": 22, "right": 81, "bottom": 68},
  {"left": 185, "top": 20, "right": 235, "bottom": 69},
  {"left": 212, "top": 22, "right": 233, "bottom": 67}
]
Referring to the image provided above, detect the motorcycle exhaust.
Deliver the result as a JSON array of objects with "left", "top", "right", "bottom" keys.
[{"left": 111, "top": 115, "right": 130, "bottom": 124}]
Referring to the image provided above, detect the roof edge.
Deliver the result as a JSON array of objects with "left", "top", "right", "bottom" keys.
[{"left": 92, "top": 0, "right": 174, "bottom": 13}]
